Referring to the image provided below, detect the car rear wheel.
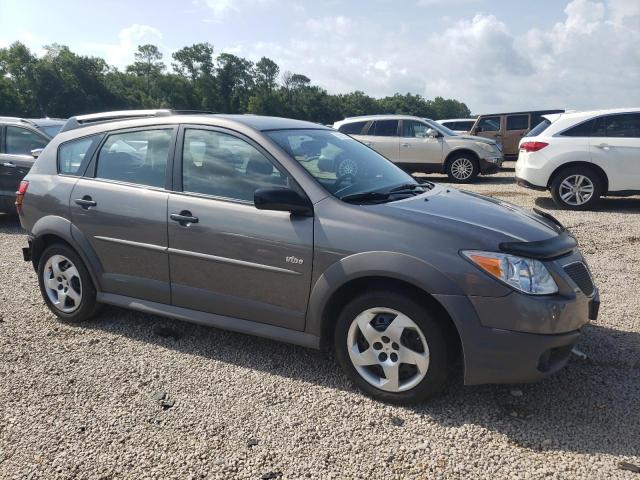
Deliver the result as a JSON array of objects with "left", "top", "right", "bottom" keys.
[
  {"left": 550, "top": 167, "right": 603, "bottom": 210},
  {"left": 446, "top": 154, "right": 479, "bottom": 183},
  {"left": 334, "top": 290, "right": 449, "bottom": 404},
  {"left": 37, "top": 244, "right": 100, "bottom": 322}
]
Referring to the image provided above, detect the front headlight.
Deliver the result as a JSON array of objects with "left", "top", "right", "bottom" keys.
[
  {"left": 461, "top": 250, "right": 558, "bottom": 295},
  {"left": 474, "top": 142, "right": 495, "bottom": 153}
]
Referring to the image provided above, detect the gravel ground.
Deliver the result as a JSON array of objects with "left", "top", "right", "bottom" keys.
[{"left": 1, "top": 163, "right": 639, "bottom": 479}]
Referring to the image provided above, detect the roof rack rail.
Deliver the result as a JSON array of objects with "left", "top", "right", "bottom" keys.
[
  {"left": 59, "top": 109, "right": 216, "bottom": 133},
  {"left": 0, "top": 116, "right": 37, "bottom": 126}
]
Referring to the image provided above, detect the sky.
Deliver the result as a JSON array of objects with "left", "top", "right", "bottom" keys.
[{"left": 1, "top": 0, "right": 639, "bottom": 114}]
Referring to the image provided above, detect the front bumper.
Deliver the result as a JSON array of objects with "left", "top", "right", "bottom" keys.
[
  {"left": 433, "top": 281, "right": 598, "bottom": 385},
  {"left": 479, "top": 156, "right": 504, "bottom": 175}
]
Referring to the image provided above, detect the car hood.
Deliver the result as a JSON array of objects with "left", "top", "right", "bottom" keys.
[
  {"left": 452, "top": 134, "right": 496, "bottom": 145},
  {"left": 378, "top": 185, "right": 561, "bottom": 244}
]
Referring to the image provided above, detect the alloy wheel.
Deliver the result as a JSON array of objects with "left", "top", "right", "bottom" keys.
[
  {"left": 559, "top": 174, "right": 594, "bottom": 206},
  {"left": 43, "top": 254, "right": 83, "bottom": 313},
  {"left": 347, "top": 307, "right": 430, "bottom": 392},
  {"left": 450, "top": 158, "right": 474, "bottom": 180}
]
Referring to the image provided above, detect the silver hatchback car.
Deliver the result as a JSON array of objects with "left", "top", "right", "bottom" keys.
[{"left": 17, "top": 110, "right": 598, "bottom": 404}]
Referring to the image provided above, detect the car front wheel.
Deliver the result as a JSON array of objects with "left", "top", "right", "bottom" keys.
[
  {"left": 334, "top": 291, "right": 449, "bottom": 404},
  {"left": 446, "top": 154, "right": 479, "bottom": 183}
]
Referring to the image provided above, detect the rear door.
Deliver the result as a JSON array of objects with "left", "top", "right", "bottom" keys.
[
  {"left": 398, "top": 119, "right": 443, "bottom": 168},
  {"left": 69, "top": 126, "right": 177, "bottom": 304},
  {"left": 503, "top": 114, "right": 530, "bottom": 156},
  {"left": 0, "top": 125, "right": 48, "bottom": 211},
  {"left": 167, "top": 126, "right": 313, "bottom": 331},
  {"left": 589, "top": 113, "right": 640, "bottom": 191},
  {"left": 361, "top": 120, "right": 400, "bottom": 161}
]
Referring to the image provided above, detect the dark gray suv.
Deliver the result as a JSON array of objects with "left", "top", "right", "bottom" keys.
[{"left": 17, "top": 110, "right": 599, "bottom": 403}]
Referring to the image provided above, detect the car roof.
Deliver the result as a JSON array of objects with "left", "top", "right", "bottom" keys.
[
  {"left": 336, "top": 114, "right": 429, "bottom": 124},
  {"left": 59, "top": 111, "right": 326, "bottom": 134},
  {"left": 437, "top": 118, "right": 476, "bottom": 123},
  {"left": 546, "top": 107, "right": 640, "bottom": 121},
  {"left": 477, "top": 109, "right": 565, "bottom": 117}
]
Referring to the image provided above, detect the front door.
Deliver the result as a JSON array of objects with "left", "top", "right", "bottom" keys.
[
  {"left": 69, "top": 127, "right": 176, "bottom": 304},
  {"left": 589, "top": 113, "right": 640, "bottom": 191},
  {"left": 398, "top": 120, "right": 443, "bottom": 170},
  {"left": 0, "top": 125, "right": 47, "bottom": 211},
  {"left": 473, "top": 116, "right": 503, "bottom": 150},
  {"left": 503, "top": 114, "right": 530, "bottom": 157},
  {"left": 168, "top": 127, "right": 314, "bottom": 331}
]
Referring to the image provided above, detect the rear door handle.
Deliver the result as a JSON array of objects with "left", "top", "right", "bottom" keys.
[
  {"left": 2, "top": 162, "right": 16, "bottom": 168},
  {"left": 74, "top": 196, "right": 97, "bottom": 209},
  {"left": 362, "top": 142, "right": 373, "bottom": 147},
  {"left": 595, "top": 143, "right": 611, "bottom": 149},
  {"left": 401, "top": 143, "right": 410, "bottom": 148},
  {"left": 170, "top": 211, "right": 199, "bottom": 226}
]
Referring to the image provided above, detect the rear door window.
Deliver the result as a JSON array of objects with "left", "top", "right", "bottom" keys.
[
  {"left": 370, "top": 120, "right": 399, "bottom": 137},
  {"left": 338, "top": 121, "right": 367, "bottom": 135},
  {"left": 95, "top": 128, "right": 173, "bottom": 188},
  {"left": 506, "top": 114, "right": 529, "bottom": 131},
  {"left": 5, "top": 126, "right": 48, "bottom": 155}
]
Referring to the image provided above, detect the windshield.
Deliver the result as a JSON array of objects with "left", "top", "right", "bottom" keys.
[
  {"left": 423, "top": 118, "right": 457, "bottom": 136},
  {"left": 267, "top": 129, "right": 426, "bottom": 202},
  {"left": 38, "top": 124, "right": 63, "bottom": 138}
]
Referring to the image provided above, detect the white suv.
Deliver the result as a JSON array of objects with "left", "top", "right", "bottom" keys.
[{"left": 516, "top": 108, "right": 640, "bottom": 209}]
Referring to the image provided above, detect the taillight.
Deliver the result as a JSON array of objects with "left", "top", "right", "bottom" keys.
[
  {"left": 520, "top": 141, "right": 549, "bottom": 152},
  {"left": 15, "top": 180, "right": 29, "bottom": 214}
]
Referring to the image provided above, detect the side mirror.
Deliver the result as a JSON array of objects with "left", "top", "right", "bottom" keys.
[
  {"left": 254, "top": 187, "right": 313, "bottom": 216},
  {"left": 31, "top": 148, "right": 44, "bottom": 159},
  {"left": 426, "top": 128, "right": 438, "bottom": 138}
]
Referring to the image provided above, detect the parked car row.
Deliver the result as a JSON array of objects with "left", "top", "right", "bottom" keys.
[
  {"left": 17, "top": 110, "right": 599, "bottom": 404},
  {"left": 0, "top": 117, "right": 65, "bottom": 213}
]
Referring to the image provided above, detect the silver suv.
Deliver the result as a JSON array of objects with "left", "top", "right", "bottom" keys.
[
  {"left": 333, "top": 115, "right": 503, "bottom": 182},
  {"left": 18, "top": 110, "right": 598, "bottom": 403}
]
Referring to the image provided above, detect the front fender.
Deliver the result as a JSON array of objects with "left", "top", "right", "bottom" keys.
[{"left": 305, "top": 251, "right": 465, "bottom": 337}]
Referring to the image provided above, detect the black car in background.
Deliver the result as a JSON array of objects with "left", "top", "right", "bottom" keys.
[{"left": 0, "top": 117, "right": 65, "bottom": 213}]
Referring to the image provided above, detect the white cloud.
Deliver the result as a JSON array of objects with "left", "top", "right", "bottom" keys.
[
  {"left": 80, "top": 24, "right": 163, "bottom": 70},
  {"left": 305, "top": 16, "right": 353, "bottom": 36}
]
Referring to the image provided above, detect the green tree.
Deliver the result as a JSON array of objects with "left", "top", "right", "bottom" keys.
[{"left": 126, "top": 44, "right": 165, "bottom": 100}]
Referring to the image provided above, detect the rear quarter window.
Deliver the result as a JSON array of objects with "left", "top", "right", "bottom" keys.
[
  {"left": 338, "top": 121, "right": 367, "bottom": 135},
  {"left": 560, "top": 119, "right": 595, "bottom": 137},
  {"left": 58, "top": 135, "right": 102, "bottom": 175}
]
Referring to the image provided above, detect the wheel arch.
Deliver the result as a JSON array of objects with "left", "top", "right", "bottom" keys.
[
  {"left": 30, "top": 215, "right": 103, "bottom": 290},
  {"left": 444, "top": 148, "right": 480, "bottom": 168},
  {"left": 548, "top": 161, "right": 609, "bottom": 192}
]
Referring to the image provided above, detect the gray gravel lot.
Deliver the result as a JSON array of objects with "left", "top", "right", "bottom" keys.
[{"left": 1, "top": 163, "right": 639, "bottom": 479}]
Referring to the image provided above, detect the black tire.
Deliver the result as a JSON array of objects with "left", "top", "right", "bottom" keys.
[
  {"left": 37, "top": 243, "right": 100, "bottom": 322},
  {"left": 334, "top": 290, "right": 449, "bottom": 404},
  {"left": 446, "top": 153, "right": 479, "bottom": 183},
  {"left": 550, "top": 166, "right": 603, "bottom": 210}
]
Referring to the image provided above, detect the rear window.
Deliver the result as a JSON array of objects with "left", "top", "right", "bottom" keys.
[
  {"left": 526, "top": 119, "right": 552, "bottom": 137},
  {"left": 338, "top": 121, "right": 367, "bottom": 135}
]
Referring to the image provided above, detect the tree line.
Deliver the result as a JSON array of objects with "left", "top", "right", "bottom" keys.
[{"left": 0, "top": 42, "right": 471, "bottom": 124}]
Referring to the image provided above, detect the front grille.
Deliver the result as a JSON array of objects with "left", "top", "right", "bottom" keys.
[{"left": 563, "top": 262, "right": 594, "bottom": 296}]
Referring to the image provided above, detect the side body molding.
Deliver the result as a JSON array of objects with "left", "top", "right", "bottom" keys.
[
  {"left": 305, "top": 251, "right": 466, "bottom": 338},
  {"left": 30, "top": 215, "right": 104, "bottom": 291}
]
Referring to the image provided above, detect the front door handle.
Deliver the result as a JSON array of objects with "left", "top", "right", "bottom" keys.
[
  {"left": 2, "top": 162, "right": 16, "bottom": 168},
  {"left": 362, "top": 142, "right": 373, "bottom": 147},
  {"left": 595, "top": 143, "right": 611, "bottom": 150},
  {"left": 401, "top": 143, "right": 410, "bottom": 148},
  {"left": 74, "top": 196, "right": 97, "bottom": 209},
  {"left": 170, "top": 211, "right": 199, "bottom": 226}
]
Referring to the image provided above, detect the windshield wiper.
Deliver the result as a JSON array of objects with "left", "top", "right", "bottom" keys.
[
  {"left": 341, "top": 191, "right": 391, "bottom": 203},
  {"left": 388, "top": 183, "right": 428, "bottom": 193}
]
